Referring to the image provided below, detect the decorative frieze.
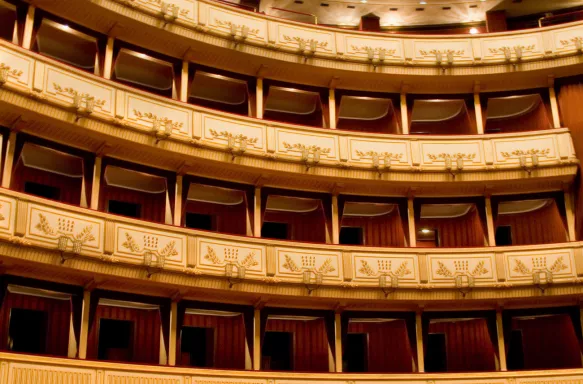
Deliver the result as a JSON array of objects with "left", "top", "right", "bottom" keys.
[
  {"left": 0, "top": 63, "right": 22, "bottom": 85},
  {"left": 53, "top": 83, "right": 106, "bottom": 119},
  {"left": 133, "top": 109, "right": 184, "bottom": 137},
  {"left": 215, "top": 19, "right": 259, "bottom": 39}
]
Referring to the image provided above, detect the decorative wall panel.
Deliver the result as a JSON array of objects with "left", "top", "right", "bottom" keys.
[
  {"left": 428, "top": 254, "right": 496, "bottom": 286},
  {"left": 275, "top": 247, "right": 342, "bottom": 283},
  {"left": 351, "top": 252, "right": 418, "bottom": 286},
  {"left": 505, "top": 248, "right": 576, "bottom": 283},
  {"left": 202, "top": 113, "right": 265, "bottom": 151},
  {"left": 197, "top": 236, "right": 265, "bottom": 277},
  {"left": 0, "top": 47, "right": 33, "bottom": 90},
  {"left": 205, "top": 4, "right": 268, "bottom": 44},
  {"left": 125, "top": 94, "right": 192, "bottom": 137}
]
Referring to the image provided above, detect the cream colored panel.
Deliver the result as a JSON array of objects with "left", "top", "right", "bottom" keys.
[
  {"left": 349, "top": 138, "right": 410, "bottom": 166},
  {"left": 202, "top": 113, "right": 265, "bottom": 150},
  {"left": 43, "top": 65, "right": 114, "bottom": 117},
  {"left": 193, "top": 379, "right": 266, "bottom": 384},
  {"left": 26, "top": 204, "right": 104, "bottom": 254},
  {"left": 342, "top": 34, "right": 404, "bottom": 61},
  {"left": 505, "top": 248, "right": 575, "bottom": 283},
  {"left": 0, "top": 195, "right": 16, "bottom": 236},
  {"left": 420, "top": 141, "right": 483, "bottom": 167},
  {"left": 114, "top": 224, "right": 187, "bottom": 267},
  {"left": 428, "top": 254, "right": 496, "bottom": 286},
  {"left": 352, "top": 252, "right": 418, "bottom": 285},
  {"left": 7, "top": 362, "right": 96, "bottom": 384},
  {"left": 126, "top": 93, "right": 192, "bottom": 136},
  {"left": 275, "top": 24, "right": 335, "bottom": 54},
  {"left": 0, "top": 45, "right": 33, "bottom": 90},
  {"left": 133, "top": 0, "right": 196, "bottom": 23},
  {"left": 206, "top": 4, "right": 267, "bottom": 43},
  {"left": 276, "top": 129, "right": 338, "bottom": 160},
  {"left": 552, "top": 24, "right": 583, "bottom": 54},
  {"left": 493, "top": 136, "right": 557, "bottom": 165},
  {"left": 104, "top": 370, "right": 183, "bottom": 384},
  {"left": 413, "top": 39, "right": 473, "bottom": 63},
  {"left": 196, "top": 236, "right": 265, "bottom": 277},
  {"left": 275, "top": 247, "right": 342, "bottom": 283},
  {"left": 480, "top": 34, "right": 544, "bottom": 61}
]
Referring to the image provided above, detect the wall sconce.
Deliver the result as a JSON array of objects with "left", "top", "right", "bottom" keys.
[
  {"left": 366, "top": 48, "right": 386, "bottom": 69},
  {"left": 56, "top": 235, "right": 83, "bottom": 264},
  {"left": 503, "top": 47, "right": 512, "bottom": 62},
  {"left": 160, "top": 2, "right": 179, "bottom": 26},
  {"left": 0, "top": 66, "right": 8, "bottom": 86},
  {"left": 298, "top": 40, "right": 317, "bottom": 61},
  {"left": 447, "top": 51, "right": 454, "bottom": 65},
  {"left": 301, "top": 148, "right": 321, "bottom": 170},
  {"left": 371, "top": 154, "right": 391, "bottom": 175},
  {"left": 72, "top": 95, "right": 97, "bottom": 122},
  {"left": 144, "top": 251, "right": 165, "bottom": 278},
  {"left": 151, "top": 119, "right": 173, "bottom": 144},
  {"left": 532, "top": 270, "right": 553, "bottom": 293},
  {"left": 455, "top": 274, "right": 475, "bottom": 297},
  {"left": 228, "top": 136, "right": 247, "bottom": 160},
  {"left": 225, "top": 262, "right": 247, "bottom": 288},
  {"left": 575, "top": 39, "right": 583, "bottom": 52},
  {"left": 518, "top": 154, "right": 539, "bottom": 174},
  {"left": 444, "top": 156, "right": 464, "bottom": 177},
  {"left": 435, "top": 51, "right": 443, "bottom": 65},
  {"left": 514, "top": 46, "right": 523, "bottom": 60},
  {"left": 379, "top": 274, "right": 398, "bottom": 297},
  {"left": 303, "top": 269, "right": 323, "bottom": 295}
]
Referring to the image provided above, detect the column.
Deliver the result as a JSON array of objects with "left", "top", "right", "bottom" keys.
[
  {"left": 80, "top": 175, "right": 88, "bottom": 208},
  {"left": 496, "top": 307, "right": 507, "bottom": 371},
  {"left": 174, "top": 174, "right": 183, "bottom": 226},
  {"left": 1, "top": 131, "right": 17, "bottom": 189},
  {"left": 180, "top": 60, "right": 189, "bottom": 103},
  {"left": 474, "top": 83, "right": 484, "bottom": 134},
  {"left": 168, "top": 301, "right": 178, "bottom": 366},
  {"left": 253, "top": 308, "right": 261, "bottom": 370},
  {"left": 329, "top": 88, "right": 336, "bottom": 129},
  {"left": 78, "top": 290, "right": 91, "bottom": 359},
  {"left": 485, "top": 196, "right": 496, "bottom": 246},
  {"left": 334, "top": 312, "right": 343, "bottom": 372},
  {"left": 332, "top": 194, "right": 340, "bottom": 244},
  {"left": 103, "top": 36, "right": 115, "bottom": 80},
  {"left": 549, "top": 76, "right": 561, "bottom": 128},
  {"left": 254, "top": 186, "right": 261, "bottom": 237},
  {"left": 90, "top": 156, "right": 102, "bottom": 210},
  {"left": 408, "top": 196, "right": 416, "bottom": 247},
  {"left": 256, "top": 77, "right": 264, "bottom": 119},
  {"left": 22, "top": 5, "right": 35, "bottom": 50},
  {"left": 400, "top": 89, "right": 409, "bottom": 134},
  {"left": 564, "top": 189, "right": 576, "bottom": 241},
  {"left": 415, "top": 309, "right": 424, "bottom": 372}
]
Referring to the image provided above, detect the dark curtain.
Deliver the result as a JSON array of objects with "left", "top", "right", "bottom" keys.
[
  {"left": 184, "top": 200, "right": 247, "bottom": 235},
  {"left": 484, "top": 101, "right": 551, "bottom": 133},
  {"left": 0, "top": 292, "right": 71, "bottom": 357},
  {"left": 512, "top": 314, "right": 582, "bottom": 369},
  {"left": 347, "top": 319, "right": 414, "bottom": 372},
  {"left": 409, "top": 97, "right": 476, "bottom": 135},
  {"left": 341, "top": 208, "right": 406, "bottom": 247},
  {"left": 417, "top": 206, "right": 485, "bottom": 247},
  {"left": 428, "top": 318, "right": 497, "bottom": 372}
]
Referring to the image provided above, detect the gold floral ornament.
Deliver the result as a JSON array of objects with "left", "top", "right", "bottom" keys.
[
  {"left": 210, "top": 129, "right": 258, "bottom": 159},
  {"left": 282, "top": 254, "right": 336, "bottom": 275},
  {"left": 428, "top": 153, "right": 475, "bottom": 176},
  {"left": 133, "top": 109, "right": 183, "bottom": 142},
  {"left": 203, "top": 246, "right": 258, "bottom": 269},
  {"left": 513, "top": 256, "right": 568, "bottom": 289},
  {"left": 284, "top": 142, "right": 331, "bottom": 170},
  {"left": 53, "top": 83, "right": 106, "bottom": 121},
  {"left": 435, "top": 260, "right": 489, "bottom": 296},
  {"left": 122, "top": 233, "right": 179, "bottom": 276},
  {"left": 488, "top": 45, "right": 535, "bottom": 60},
  {"left": 0, "top": 203, "right": 6, "bottom": 222},
  {"left": 35, "top": 214, "right": 95, "bottom": 256},
  {"left": 152, "top": 0, "right": 190, "bottom": 23},
  {"left": 215, "top": 19, "right": 259, "bottom": 41},
  {"left": 351, "top": 46, "right": 396, "bottom": 62},
  {"left": 358, "top": 260, "right": 411, "bottom": 278},
  {"left": 561, "top": 36, "right": 583, "bottom": 51},
  {"left": 0, "top": 63, "right": 23, "bottom": 86},
  {"left": 283, "top": 35, "right": 328, "bottom": 56},
  {"left": 356, "top": 150, "right": 403, "bottom": 174},
  {"left": 419, "top": 49, "right": 464, "bottom": 64},
  {"left": 501, "top": 148, "right": 549, "bottom": 173}
]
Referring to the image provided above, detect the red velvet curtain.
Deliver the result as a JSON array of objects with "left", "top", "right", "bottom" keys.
[
  {"left": 558, "top": 80, "right": 583, "bottom": 240},
  {"left": 348, "top": 320, "right": 413, "bottom": 372},
  {"left": 409, "top": 101, "right": 476, "bottom": 135},
  {"left": 428, "top": 319, "right": 496, "bottom": 372},
  {"left": 100, "top": 185, "right": 166, "bottom": 223},
  {"left": 512, "top": 314, "right": 582, "bottom": 369},
  {"left": 185, "top": 201, "right": 247, "bottom": 235},
  {"left": 11, "top": 161, "right": 83, "bottom": 205},
  {"left": 496, "top": 201, "right": 568, "bottom": 245},
  {"left": 484, "top": 102, "right": 551, "bottom": 133},
  {"left": 178, "top": 313, "right": 246, "bottom": 369},
  {"left": 418, "top": 208, "right": 485, "bottom": 247},
  {"left": 87, "top": 304, "right": 161, "bottom": 364},
  {"left": 0, "top": 292, "right": 71, "bottom": 357},
  {"left": 266, "top": 318, "right": 329, "bottom": 372},
  {"left": 263, "top": 209, "right": 327, "bottom": 243},
  {"left": 341, "top": 210, "right": 406, "bottom": 247}
]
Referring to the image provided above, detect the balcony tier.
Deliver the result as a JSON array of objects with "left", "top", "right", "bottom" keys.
[{"left": 0, "top": 41, "right": 577, "bottom": 196}]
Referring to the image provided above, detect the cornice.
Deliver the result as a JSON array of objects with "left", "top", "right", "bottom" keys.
[
  {"left": 28, "top": 0, "right": 583, "bottom": 93},
  {"left": 1, "top": 188, "right": 583, "bottom": 307},
  {"left": 0, "top": 40, "right": 577, "bottom": 196}
]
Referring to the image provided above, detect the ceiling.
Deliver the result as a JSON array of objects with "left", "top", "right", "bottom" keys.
[{"left": 252, "top": 0, "right": 583, "bottom": 28}]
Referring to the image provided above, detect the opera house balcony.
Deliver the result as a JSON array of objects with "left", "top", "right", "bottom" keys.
[{"left": 3, "top": 0, "right": 583, "bottom": 383}]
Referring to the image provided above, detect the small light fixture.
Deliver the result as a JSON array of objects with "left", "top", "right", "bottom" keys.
[
  {"left": 421, "top": 228, "right": 431, "bottom": 234},
  {"left": 303, "top": 270, "right": 323, "bottom": 295},
  {"left": 225, "top": 262, "right": 246, "bottom": 288},
  {"left": 360, "top": 0, "right": 367, "bottom": 3},
  {"left": 144, "top": 251, "right": 166, "bottom": 278},
  {"left": 420, "top": 0, "right": 427, "bottom": 4},
  {"left": 469, "top": 27, "right": 479, "bottom": 35},
  {"left": 379, "top": 274, "right": 398, "bottom": 297}
]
